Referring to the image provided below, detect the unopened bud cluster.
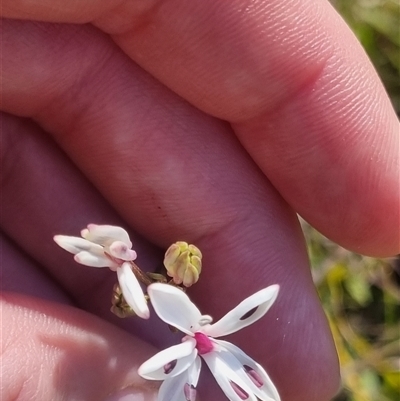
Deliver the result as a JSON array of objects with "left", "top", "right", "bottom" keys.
[{"left": 163, "top": 241, "right": 202, "bottom": 287}]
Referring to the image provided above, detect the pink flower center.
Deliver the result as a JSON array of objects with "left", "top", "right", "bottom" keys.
[{"left": 194, "top": 332, "right": 214, "bottom": 354}]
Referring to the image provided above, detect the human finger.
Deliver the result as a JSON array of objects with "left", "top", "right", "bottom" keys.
[
  {"left": 1, "top": 0, "right": 398, "bottom": 255},
  {"left": 1, "top": 21, "right": 338, "bottom": 401},
  {"left": 0, "top": 292, "right": 158, "bottom": 401},
  {"left": 0, "top": 232, "right": 71, "bottom": 303}
]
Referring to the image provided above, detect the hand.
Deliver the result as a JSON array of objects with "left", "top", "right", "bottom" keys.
[{"left": 1, "top": 1, "right": 398, "bottom": 400}]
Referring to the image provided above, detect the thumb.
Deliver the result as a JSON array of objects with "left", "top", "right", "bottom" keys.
[{"left": 1, "top": 293, "right": 158, "bottom": 401}]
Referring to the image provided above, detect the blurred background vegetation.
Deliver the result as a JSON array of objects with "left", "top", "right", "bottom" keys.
[
  {"left": 332, "top": 0, "right": 399, "bottom": 114},
  {"left": 305, "top": 2, "right": 399, "bottom": 400},
  {"left": 304, "top": 221, "right": 399, "bottom": 401}
]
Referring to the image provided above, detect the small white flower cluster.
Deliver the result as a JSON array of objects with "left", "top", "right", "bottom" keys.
[
  {"left": 54, "top": 224, "right": 149, "bottom": 319},
  {"left": 54, "top": 224, "right": 281, "bottom": 401}
]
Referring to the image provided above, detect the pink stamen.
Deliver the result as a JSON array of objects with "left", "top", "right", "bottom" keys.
[
  {"left": 194, "top": 332, "right": 214, "bottom": 354},
  {"left": 244, "top": 365, "right": 264, "bottom": 387},
  {"left": 230, "top": 381, "right": 249, "bottom": 400}
]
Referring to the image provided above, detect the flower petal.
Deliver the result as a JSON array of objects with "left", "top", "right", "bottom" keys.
[
  {"left": 187, "top": 356, "right": 201, "bottom": 388},
  {"left": 138, "top": 338, "right": 197, "bottom": 380},
  {"left": 204, "top": 285, "right": 279, "bottom": 337},
  {"left": 117, "top": 262, "right": 149, "bottom": 319},
  {"left": 215, "top": 340, "right": 280, "bottom": 401},
  {"left": 147, "top": 283, "right": 202, "bottom": 335},
  {"left": 107, "top": 240, "right": 137, "bottom": 261},
  {"left": 158, "top": 357, "right": 201, "bottom": 401},
  {"left": 53, "top": 235, "right": 101, "bottom": 254},
  {"left": 81, "top": 224, "right": 132, "bottom": 247},
  {"left": 54, "top": 235, "right": 115, "bottom": 267},
  {"left": 158, "top": 374, "right": 188, "bottom": 401},
  {"left": 202, "top": 350, "right": 257, "bottom": 401},
  {"left": 73, "top": 251, "right": 115, "bottom": 268}
]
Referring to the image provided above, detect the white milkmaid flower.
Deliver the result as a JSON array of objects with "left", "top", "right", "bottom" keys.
[
  {"left": 54, "top": 224, "right": 149, "bottom": 319},
  {"left": 139, "top": 283, "right": 280, "bottom": 401}
]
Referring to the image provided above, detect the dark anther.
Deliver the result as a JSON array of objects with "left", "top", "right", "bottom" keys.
[
  {"left": 163, "top": 359, "right": 178, "bottom": 374},
  {"left": 240, "top": 306, "right": 258, "bottom": 320}
]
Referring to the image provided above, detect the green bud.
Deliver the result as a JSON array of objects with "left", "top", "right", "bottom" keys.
[{"left": 164, "top": 241, "right": 202, "bottom": 287}]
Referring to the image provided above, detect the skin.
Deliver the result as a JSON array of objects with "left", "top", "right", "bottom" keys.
[{"left": 0, "top": 1, "right": 399, "bottom": 400}]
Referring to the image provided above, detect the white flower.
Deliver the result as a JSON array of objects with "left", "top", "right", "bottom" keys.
[
  {"left": 138, "top": 283, "right": 280, "bottom": 401},
  {"left": 54, "top": 224, "right": 149, "bottom": 319}
]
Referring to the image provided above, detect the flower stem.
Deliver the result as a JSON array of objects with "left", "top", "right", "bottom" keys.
[{"left": 130, "top": 261, "right": 154, "bottom": 286}]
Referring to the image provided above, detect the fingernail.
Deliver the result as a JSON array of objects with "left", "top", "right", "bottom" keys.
[{"left": 105, "top": 387, "right": 157, "bottom": 401}]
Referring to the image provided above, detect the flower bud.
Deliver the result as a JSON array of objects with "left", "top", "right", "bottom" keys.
[{"left": 164, "top": 242, "right": 202, "bottom": 287}]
